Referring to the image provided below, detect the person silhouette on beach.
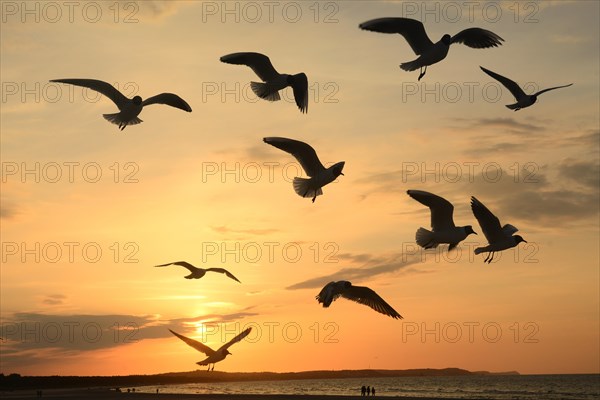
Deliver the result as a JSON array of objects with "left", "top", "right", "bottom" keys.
[
  {"left": 366, "top": 386, "right": 371, "bottom": 395},
  {"left": 371, "top": 386, "right": 376, "bottom": 396},
  {"left": 361, "top": 385, "right": 366, "bottom": 396}
]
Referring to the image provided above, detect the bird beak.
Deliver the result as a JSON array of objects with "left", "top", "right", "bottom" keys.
[
  {"left": 474, "top": 231, "right": 478, "bottom": 235},
  {"left": 340, "top": 172, "right": 345, "bottom": 176},
  {"left": 523, "top": 240, "right": 528, "bottom": 243}
]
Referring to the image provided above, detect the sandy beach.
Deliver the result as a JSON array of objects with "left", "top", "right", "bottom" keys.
[{"left": 0, "top": 388, "right": 470, "bottom": 400}]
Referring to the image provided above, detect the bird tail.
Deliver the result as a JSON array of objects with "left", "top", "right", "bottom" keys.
[
  {"left": 103, "top": 113, "right": 142, "bottom": 127},
  {"left": 250, "top": 81, "right": 281, "bottom": 102},
  {"left": 415, "top": 227, "right": 438, "bottom": 249},
  {"left": 474, "top": 247, "right": 485, "bottom": 255},
  {"left": 293, "top": 177, "right": 322, "bottom": 199},
  {"left": 400, "top": 58, "right": 422, "bottom": 72},
  {"left": 505, "top": 103, "right": 519, "bottom": 110}
]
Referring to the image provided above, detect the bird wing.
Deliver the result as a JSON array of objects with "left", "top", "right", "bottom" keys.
[
  {"left": 154, "top": 261, "right": 198, "bottom": 273},
  {"left": 206, "top": 268, "right": 241, "bottom": 283},
  {"left": 169, "top": 329, "right": 215, "bottom": 356},
  {"left": 470, "top": 196, "right": 506, "bottom": 244},
  {"left": 263, "top": 137, "right": 325, "bottom": 177},
  {"left": 451, "top": 28, "right": 504, "bottom": 49},
  {"left": 479, "top": 67, "right": 526, "bottom": 100},
  {"left": 217, "top": 327, "right": 252, "bottom": 352},
  {"left": 141, "top": 93, "right": 192, "bottom": 112},
  {"left": 291, "top": 73, "right": 308, "bottom": 114},
  {"left": 220, "top": 52, "right": 280, "bottom": 81},
  {"left": 359, "top": 17, "right": 433, "bottom": 55},
  {"left": 407, "top": 190, "right": 455, "bottom": 231},
  {"left": 50, "top": 78, "right": 129, "bottom": 109},
  {"left": 534, "top": 83, "right": 573, "bottom": 97},
  {"left": 502, "top": 224, "right": 519, "bottom": 236},
  {"left": 343, "top": 285, "right": 403, "bottom": 319}
]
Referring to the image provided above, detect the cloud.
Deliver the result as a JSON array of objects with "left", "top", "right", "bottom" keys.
[
  {"left": 0, "top": 309, "right": 259, "bottom": 354},
  {"left": 558, "top": 159, "right": 600, "bottom": 189},
  {"left": 211, "top": 226, "right": 279, "bottom": 236},
  {"left": 287, "top": 252, "right": 421, "bottom": 290},
  {"left": 41, "top": 294, "right": 67, "bottom": 306}
]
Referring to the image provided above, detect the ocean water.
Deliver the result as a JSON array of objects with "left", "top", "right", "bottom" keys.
[{"left": 134, "top": 374, "right": 600, "bottom": 399}]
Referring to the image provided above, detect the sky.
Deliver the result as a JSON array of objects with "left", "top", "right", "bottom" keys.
[{"left": 0, "top": 0, "right": 598, "bottom": 376}]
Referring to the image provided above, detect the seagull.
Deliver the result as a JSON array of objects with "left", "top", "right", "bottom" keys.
[
  {"left": 359, "top": 18, "right": 504, "bottom": 80},
  {"left": 470, "top": 196, "right": 527, "bottom": 263},
  {"left": 154, "top": 261, "right": 241, "bottom": 283},
  {"left": 50, "top": 78, "right": 192, "bottom": 130},
  {"left": 169, "top": 327, "right": 252, "bottom": 371},
  {"left": 480, "top": 66, "right": 573, "bottom": 111},
  {"left": 220, "top": 52, "right": 308, "bottom": 113},
  {"left": 263, "top": 137, "right": 344, "bottom": 203},
  {"left": 407, "top": 190, "right": 476, "bottom": 251},
  {"left": 316, "top": 281, "right": 402, "bottom": 319}
]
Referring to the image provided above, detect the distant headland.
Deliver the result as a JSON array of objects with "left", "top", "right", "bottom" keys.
[{"left": 0, "top": 368, "right": 519, "bottom": 391}]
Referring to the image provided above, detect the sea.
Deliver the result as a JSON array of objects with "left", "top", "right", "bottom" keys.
[{"left": 133, "top": 374, "right": 600, "bottom": 399}]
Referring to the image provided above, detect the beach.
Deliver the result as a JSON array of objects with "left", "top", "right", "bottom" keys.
[{"left": 0, "top": 388, "right": 469, "bottom": 400}]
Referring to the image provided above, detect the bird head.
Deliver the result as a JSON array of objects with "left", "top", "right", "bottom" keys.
[
  {"left": 331, "top": 161, "right": 345, "bottom": 177},
  {"left": 223, "top": 349, "right": 232, "bottom": 356},
  {"left": 465, "top": 225, "right": 477, "bottom": 236},
  {"left": 514, "top": 235, "right": 527, "bottom": 244},
  {"left": 441, "top": 34, "right": 452, "bottom": 45},
  {"left": 132, "top": 95, "right": 143, "bottom": 105}
]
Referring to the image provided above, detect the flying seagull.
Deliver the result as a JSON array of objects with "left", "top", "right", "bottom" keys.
[
  {"left": 50, "top": 78, "right": 192, "bottom": 130},
  {"left": 480, "top": 66, "right": 573, "bottom": 111},
  {"left": 316, "top": 281, "right": 402, "bottom": 319},
  {"left": 359, "top": 17, "right": 504, "bottom": 80},
  {"left": 155, "top": 261, "right": 241, "bottom": 283},
  {"left": 263, "top": 137, "right": 344, "bottom": 203},
  {"left": 470, "top": 196, "right": 527, "bottom": 263},
  {"left": 169, "top": 327, "right": 252, "bottom": 371},
  {"left": 407, "top": 190, "right": 477, "bottom": 251},
  {"left": 220, "top": 52, "right": 308, "bottom": 113}
]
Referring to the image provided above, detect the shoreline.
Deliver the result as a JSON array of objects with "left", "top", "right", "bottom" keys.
[{"left": 0, "top": 387, "right": 476, "bottom": 400}]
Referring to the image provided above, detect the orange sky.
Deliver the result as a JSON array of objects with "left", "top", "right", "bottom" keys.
[{"left": 1, "top": 0, "right": 598, "bottom": 376}]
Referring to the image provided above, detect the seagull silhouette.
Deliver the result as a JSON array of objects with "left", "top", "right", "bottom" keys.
[
  {"left": 263, "top": 137, "right": 344, "bottom": 203},
  {"left": 407, "top": 190, "right": 477, "bottom": 251},
  {"left": 220, "top": 52, "right": 308, "bottom": 113},
  {"left": 50, "top": 78, "right": 192, "bottom": 130},
  {"left": 359, "top": 18, "right": 504, "bottom": 80},
  {"left": 316, "top": 281, "right": 402, "bottom": 319},
  {"left": 169, "top": 327, "right": 252, "bottom": 371},
  {"left": 154, "top": 261, "right": 241, "bottom": 283},
  {"left": 480, "top": 66, "right": 573, "bottom": 111},
  {"left": 470, "top": 196, "right": 527, "bottom": 263}
]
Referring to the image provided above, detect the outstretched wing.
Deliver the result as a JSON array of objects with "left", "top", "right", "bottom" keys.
[
  {"left": 343, "top": 285, "right": 403, "bottom": 319},
  {"left": 480, "top": 66, "right": 525, "bottom": 100},
  {"left": 218, "top": 327, "right": 252, "bottom": 352},
  {"left": 359, "top": 17, "right": 433, "bottom": 55},
  {"left": 50, "top": 78, "right": 129, "bottom": 109},
  {"left": 291, "top": 73, "right": 308, "bottom": 114},
  {"left": 220, "top": 52, "right": 280, "bottom": 81},
  {"left": 534, "top": 83, "right": 573, "bottom": 97},
  {"left": 407, "top": 190, "right": 455, "bottom": 231},
  {"left": 451, "top": 28, "right": 504, "bottom": 48},
  {"left": 470, "top": 196, "right": 505, "bottom": 244},
  {"left": 206, "top": 268, "right": 241, "bottom": 283},
  {"left": 169, "top": 329, "right": 215, "bottom": 356},
  {"left": 155, "top": 261, "right": 197, "bottom": 273},
  {"left": 142, "top": 93, "right": 192, "bottom": 112},
  {"left": 263, "top": 137, "right": 325, "bottom": 177}
]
